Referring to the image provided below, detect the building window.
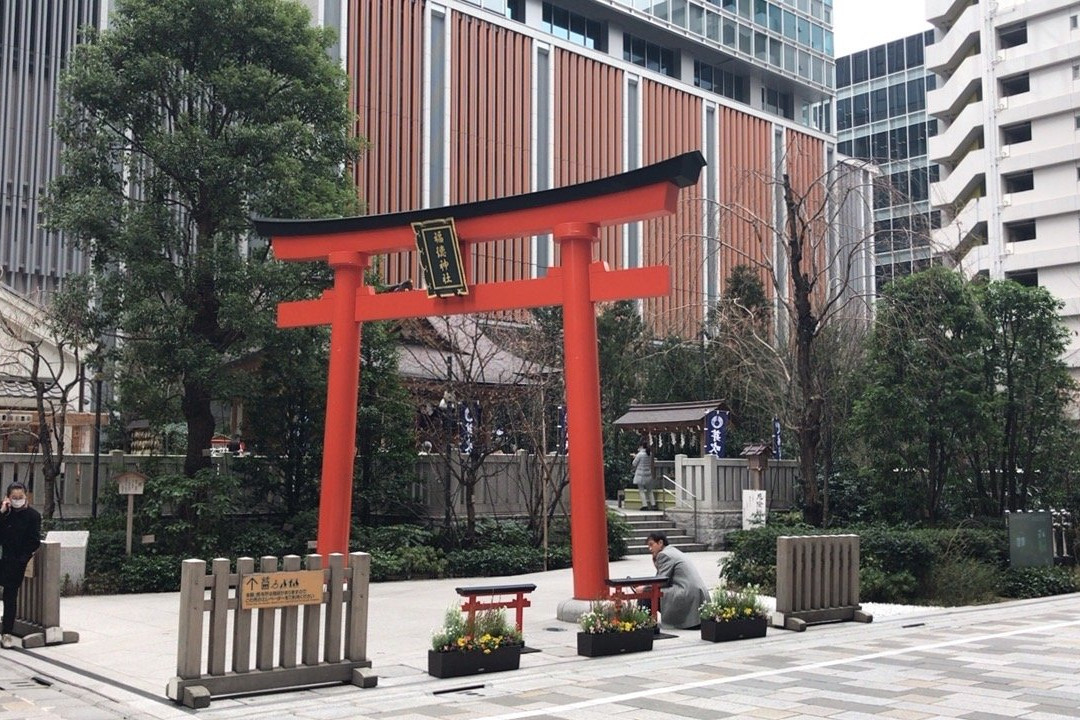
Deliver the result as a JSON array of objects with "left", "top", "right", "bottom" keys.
[
  {"left": 836, "top": 54, "right": 851, "bottom": 87},
  {"left": 1002, "top": 121, "right": 1032, "bottom": 144},
  {"left": 1071, "top": 14, "right": 1078, "bottom": 29},
  {"left": 1074, "top": 64, "right": 1080, "bottom": 80},
  {"left": 1003, "top": 170, "right": 1034, "bottom": 193},
  {"left": 694, "top": 60, "right": 749, "bottom": 103},
  {"left": 998, "top": 22, "right": 1027, "bottom": 49},
  {"left": 1075, "top": 115, "right": 1080, "bottom": 129},
  {"left": 1005, "top": 269, "right": 1038, "bottom": 287},
  {"left": 1000, "top": 73, "right": 1030, "bottom": 97},
  {"left": 762, "top": 86, "right": 794, "bottom": 119},
  {"left": 543, "top": 3, "right": 607, "bottom": 51},
  {"left": 623, "top": 34, "right": 678, "bottom": 78},
  {"left": 1004, "top": 219, "right": 1036, "bottom": 243}
]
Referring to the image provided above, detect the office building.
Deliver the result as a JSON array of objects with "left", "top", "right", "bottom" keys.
[
  {"left": 927, "top": 0, "right": 1080, "bottom": 374},
  {"left": 348, "top": 0, "right": 870, "bottom": 336},
  {"left": 0, "top": 0, "right": 103, "bottom": 298},
  {"left": 836, "top": 30, "right": 939, "bottom": 290}
]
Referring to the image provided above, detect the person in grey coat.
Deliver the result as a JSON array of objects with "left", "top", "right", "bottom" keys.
[
  {"left": 645, "top": 531, "right": 710, "bottom": 629},
  {"left": 631, "top": 440, "right": 657, "bottom": 510}
]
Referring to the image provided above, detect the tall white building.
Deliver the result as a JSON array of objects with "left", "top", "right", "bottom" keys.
[{"left": 927, "top": 0, "right": 1080, "bottom": 375}]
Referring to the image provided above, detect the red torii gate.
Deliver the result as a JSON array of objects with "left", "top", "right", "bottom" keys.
[{"left": 253, "top": 151, "right": 704, "bottom": 600}]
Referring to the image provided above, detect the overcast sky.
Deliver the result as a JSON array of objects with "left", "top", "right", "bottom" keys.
[{"left": 832, "top": 0, "right": 932, "bottom": 57}]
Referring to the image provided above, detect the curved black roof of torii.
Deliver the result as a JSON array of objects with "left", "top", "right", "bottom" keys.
[{"left": 252, "top": 151, "right": 705, "bottom": 237}]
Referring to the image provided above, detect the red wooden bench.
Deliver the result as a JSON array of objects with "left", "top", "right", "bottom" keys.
[{"left": 454, "top": 583, "right": 537, "bottom": 633}]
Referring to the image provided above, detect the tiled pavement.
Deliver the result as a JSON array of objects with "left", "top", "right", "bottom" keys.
[{"left": 1, "top": 556, "right": 1078, "bottom": 718}]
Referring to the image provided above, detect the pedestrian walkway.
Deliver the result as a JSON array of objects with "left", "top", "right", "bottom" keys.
[{"left": 0, "top": 551, "right": 1077, "bottom": 719}]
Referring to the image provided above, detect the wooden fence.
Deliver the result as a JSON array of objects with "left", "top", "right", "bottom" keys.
[
  {"left": 166, "top": 552, "right": 376, "bottom": 709},
  {"left": 14, "top": 541, "right": 79, "bottom": 648},
  {"left": 773, "top": 535, "right": 873, "bottom": 631},
  {"left": 672, "top": 454, "right": 799, "bottom": 510}
]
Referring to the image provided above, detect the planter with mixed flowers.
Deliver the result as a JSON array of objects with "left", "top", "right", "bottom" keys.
[
  {"left": 428, "top": 607, "right": 524, "bottom": 678},
  {"left": 698, "top": 584, "right": 769, "bottom": 642},
  {"left": 576, "top": 601, "right": 656, "bottom": 657}
]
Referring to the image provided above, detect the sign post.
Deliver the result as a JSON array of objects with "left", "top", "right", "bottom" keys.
[{"left": 115, "top": 471, "right": 147, "bottom": 555}]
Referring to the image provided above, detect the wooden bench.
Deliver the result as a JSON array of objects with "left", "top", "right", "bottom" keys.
[
  {"left": 605, "top": 575, "right": 669, "bottom": 624},
  {"left": 455, "top": 583, "right": 537, "bottom": 633}
]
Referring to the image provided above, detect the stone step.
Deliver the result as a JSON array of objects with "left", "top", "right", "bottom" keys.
[{"left": 626, "top": 542, "right": 710, "bottom": 555}]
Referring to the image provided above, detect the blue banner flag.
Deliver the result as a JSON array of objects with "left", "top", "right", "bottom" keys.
[
  {"left": 459, "top": 402, "right": 480, "bottom": 455},
  {"left": 773, "top": 417, "right": 782, "bottom": 460},
  {"left": 704, "top": 409, "right": 729, "bottom": 458}
]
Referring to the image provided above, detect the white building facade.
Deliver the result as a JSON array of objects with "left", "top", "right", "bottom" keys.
[{"left": 927, "top": 0, "right": 1080, "bottom": 374}]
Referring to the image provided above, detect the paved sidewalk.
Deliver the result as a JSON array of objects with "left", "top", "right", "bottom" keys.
[{"left": 1, "top": 550, "right": 1078, "bottom": 719}]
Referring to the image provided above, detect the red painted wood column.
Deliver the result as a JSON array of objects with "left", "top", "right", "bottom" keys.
[
  {"left": 316, "top": 251, "right": 367, "bottom": 557},
  {"left": 555, "top": 222, "right": 609, "bottom": 600}
]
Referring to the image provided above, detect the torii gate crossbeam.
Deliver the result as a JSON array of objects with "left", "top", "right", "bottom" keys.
[{"left": 253, "top": 151, "right": 705, "bottom": 600}]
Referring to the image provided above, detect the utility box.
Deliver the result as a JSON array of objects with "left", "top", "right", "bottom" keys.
[{"left": 1008, "top": 512, "right": 1053, "bottom": 569}]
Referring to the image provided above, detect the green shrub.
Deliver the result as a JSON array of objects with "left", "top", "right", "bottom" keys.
[
  {"left": 445, "top": 546, "right": 546, "bottom": 577},
  {"left": 926, "top": 559, "right": 999, "bottom": 606},
  {"left": 473, "top": 519, "right": 532, "bottom": 549},
  {"left": 1000, "top": 566, "right": 1079, "bottom": 599},
  {"left": 370, "top": 546, "right": 447, "bottom": 581},
  {"left": 354, "top": 523, "right": 436, "bottom": 551},
  {"left": 858, "top": 556, "right": 919, "bottom": 602},
  {"left": 607, "top": 510, "right": 630, "bottom": 560},
  {"left": 116, "top": 554, "right": 184, "bottom": 593}
]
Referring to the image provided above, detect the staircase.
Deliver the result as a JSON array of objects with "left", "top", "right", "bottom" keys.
[{"left": 615, "top": 509, "right": 708, "bottom": 555}]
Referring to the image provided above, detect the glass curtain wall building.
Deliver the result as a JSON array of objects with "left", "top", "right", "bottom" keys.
[{"left": 836, "top": 30, "right": 939, "bottom": 291}]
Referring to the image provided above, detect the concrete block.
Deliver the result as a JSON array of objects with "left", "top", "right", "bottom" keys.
[
  {"left": 45, "top": 530, "right": 90, "bottom": 590},
  {"left": 182, "top": 685, "right": 212, "bottom": 709},
  {"left": 352, "top": 668, "right": 378, "bottom": 688}
]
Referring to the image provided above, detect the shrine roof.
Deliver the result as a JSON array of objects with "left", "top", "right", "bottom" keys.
[
  {"left": 613, "top": 400, "right": 728, "bottom": 433},
  {"left": 252, "top": 151, "right": 704, "bottom": 237}
]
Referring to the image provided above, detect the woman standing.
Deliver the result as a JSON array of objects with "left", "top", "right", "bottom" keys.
[
  {"left": 0, "top": 482, "right": 42, "bottom": 648},
  {"left": 631, "top": 439, "right": 657, "bottom": 510}
]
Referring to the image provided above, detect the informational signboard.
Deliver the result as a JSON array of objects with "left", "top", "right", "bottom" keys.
[
  {"left": 742, "top": 489, "right": 767, "bottom": 530},
  {"left": 413, "top": 217, "right": 469, "bottom": 297},
  {"left": 240, "top": 570, "right": 325, "bottom": 610},
  {"left": 115, "top": 471, "right": 147, "bottom": 495},
  {"left": 1008, "top": 512, "right": 1053, "bottom": 568}
]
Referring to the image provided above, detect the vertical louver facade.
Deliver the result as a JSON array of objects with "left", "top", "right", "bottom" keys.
[
  {"left": 348, "top": 0, "right": 846, "bottom": 338},
  {"left": 0, "top": 0, "right": 99, "bottom": 297}
]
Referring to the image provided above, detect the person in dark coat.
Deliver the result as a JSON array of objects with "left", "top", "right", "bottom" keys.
[
  {"left": 0, "top": 482, "right": 42, "bottom": 648},
  {"left": 645, "top": 531, "right": 710, "bottom": 629}
]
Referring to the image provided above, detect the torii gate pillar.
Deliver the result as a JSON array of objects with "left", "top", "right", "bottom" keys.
[
  {"left": 557, "top": 222, "right": 609, "bottom": 597},
  {"left": 254, "top": 151, "right": 705, "bottom": 602}
]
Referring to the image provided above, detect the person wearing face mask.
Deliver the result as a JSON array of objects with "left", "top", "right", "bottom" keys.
[{"left": 0, "top": 482, "right": 42, "bottom": 649}]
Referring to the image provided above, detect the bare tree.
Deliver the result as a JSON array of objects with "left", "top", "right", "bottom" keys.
[
  {"left": 0, "top": 283, "right": 96, "bottom": 518},
  {"left": 402, "top": 314, "right": 551, "bottom": 543},
  {"left": 698, "top": 154, "right": 879, "bottom": 525}
]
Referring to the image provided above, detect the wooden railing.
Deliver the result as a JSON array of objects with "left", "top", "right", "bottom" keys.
[
  {"left": 773, "top": 534, "right": 873, "bottom": 631},
  {"left": 166, "top": 552, "right": 376, "bottom": 708}
]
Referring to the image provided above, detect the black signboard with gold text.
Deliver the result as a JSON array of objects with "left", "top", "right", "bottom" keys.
[{"left": 413, "top": 217, "right": 469, "bottom": 297}]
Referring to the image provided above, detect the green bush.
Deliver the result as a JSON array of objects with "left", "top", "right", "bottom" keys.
[
  {"left": 445, "top": 546, "right": 546, "bottom": 577},
  {"left": 472, "top": 519, "right": 533, "bottom": 549},
  {"left": 354, "top": 523, "right": 436, "bottom": 551},
  {"left": 116, "top": 554, "right": 184, "bottom": 593},
  {"left": 1000, "top": 566, "right": 1079, "bottom": 599},
  {"left": 926, "top": 559, "right": 999, "bottom": 606},
  {"left": 721, "top": 523, "right": 1011, "bottom": 605},
  {"left": 369, "top": 546, "right": 447, "bottom": 581},
  {"left": 607, "top": 510, "right": 630, "bottom": 561}
]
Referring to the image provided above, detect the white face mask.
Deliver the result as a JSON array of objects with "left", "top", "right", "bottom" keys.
[{"left": 9, "top": 498, "right": 26, "bottom": 509}]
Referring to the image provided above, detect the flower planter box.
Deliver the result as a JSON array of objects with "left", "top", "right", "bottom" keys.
[
  {"left": 577, "top": 627, "right": 655, "bottom": 657},
  {"left": 427, "top": 645, "right": 522, "bottom": 678},
  {"left": 700, "top": 616, "right": 768, "bottom": 642}
]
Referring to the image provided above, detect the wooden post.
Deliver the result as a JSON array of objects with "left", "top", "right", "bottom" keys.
[
  {"left": 125, "top": 494, "right": 134, "bottom": 555},
  {"left": 232, "top": 557, "right": 254, "bottom": 673},
  {"left": 345, "top": 552, "right": 370, "bottom": 663},
  {"left": 176, "top": 559, "right": 206, "bottom": 680}
]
